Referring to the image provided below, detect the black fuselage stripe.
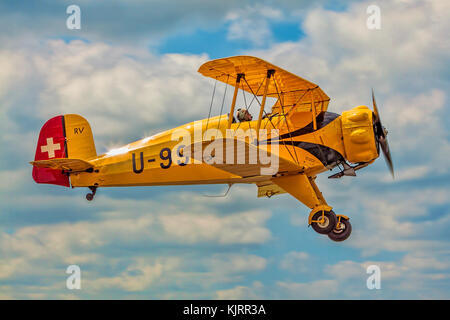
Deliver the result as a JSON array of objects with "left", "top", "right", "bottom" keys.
[
  {"left": 263, "top": 140, "right": 344, "bottom": 167},
  {"left": 264, "top": 111, "right": 340, "bottom": 142},
  {"left": 61, "top": 115, "right": 68, "bottom": 158}
]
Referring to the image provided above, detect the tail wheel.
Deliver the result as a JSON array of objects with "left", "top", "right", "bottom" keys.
[
  {"left": 311, "top": 211, "right": 337, "bottom": 234},
  {"left": 85, "top": 186, "right": 97, "bottom": 201},
  {"left": 328, "top": 217, "right": 352, "bottom": 242}
]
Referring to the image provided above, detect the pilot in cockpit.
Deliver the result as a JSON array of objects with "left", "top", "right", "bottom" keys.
[{"left": 236, "top": 108, "right": 253, "bottom": 122}]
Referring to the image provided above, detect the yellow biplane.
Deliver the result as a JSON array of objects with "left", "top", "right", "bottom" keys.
[{"left": 30, "top": 56, "right": 393, "bottom": 242}]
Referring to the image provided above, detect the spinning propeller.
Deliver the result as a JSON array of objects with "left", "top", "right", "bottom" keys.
[{"left": 372, "top": 89, "right": 394, "bottom": 178}]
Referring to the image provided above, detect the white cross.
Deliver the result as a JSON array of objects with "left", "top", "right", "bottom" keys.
[{"left": 41, "top": 137, "right": 61, "bottom": 158}]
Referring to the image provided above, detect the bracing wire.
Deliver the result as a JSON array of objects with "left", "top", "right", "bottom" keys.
[
  {"left": 272, "top": 76, "right": 300, "bottom": 164},
  {"left": 205, "top": 78, "right": 218, "bottom": 132},
  {"left": 216, "top": 74, "right": 229, "bottom": 135}
]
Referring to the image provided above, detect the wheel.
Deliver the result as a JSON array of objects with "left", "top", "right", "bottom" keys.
[
  {"left": 311, "top": 210, "right": 337, "bottom": 234},
  {"left": 328, "top": 218, "right": 352, "bottom": 242},
  {"left": 86, "top": 193, "right": 94, "bottom": 201}
]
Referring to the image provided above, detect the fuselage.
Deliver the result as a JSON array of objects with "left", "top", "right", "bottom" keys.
[{"left": 69, "top": 106, "right": 378, "bottom": 188}]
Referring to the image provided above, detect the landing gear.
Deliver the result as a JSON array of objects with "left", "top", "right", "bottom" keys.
[
  {"left": 327, "top": 216, "right": 352, "bottom": 242},
  {"left": 86, "top": 186, "right": 97, "bottom": 201},
  {"left": 310, "top": 210, "right": 337, "bottom": 234},
  {"left": 308, "top": 209, "right": 352, "bottom": 241}
]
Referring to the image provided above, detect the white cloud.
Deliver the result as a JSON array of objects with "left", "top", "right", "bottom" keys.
[
  {"left": 226, "top": 5, "right": 284, "bottom": 46},
  {"left": 323, "top": 252, "right": 450, "bottom": 298},
  {"left": 216, "top": 281, "right": 264, "bottom": 299},
  {"left": 209, "top": 254, "right": 267, "bottom": 274},
  {"left": 379, "top": 165, "right": 430, "bottom": 182},
  {"left": 279, "top": 251, "right": 310, "bottom": 273},
  {"left": 160, "top": 210, "right": 271, "bottom": 244},
  {"left": 251, "top": 0, "right": 449, "bottom": 111},
  {"left": 0, "top": 41, "right": 214, "bottom": 157},
  {"left": 257, "top": 251, "right": 450, "bottom": 299},
  {"left": 0, "top": 210, "right": 270, "bottom": 266},
  {"left": 277, "top": 280, "right": 339, "bottom": 299},
  {"left": 345, "top": 188, "right": 450, "bottom": 256},
  {"left": 90, "top": 257, "right": 179, "bottom": 292},
  {"left": 0, "top": 180, "right": 272, "bottom": 293}
]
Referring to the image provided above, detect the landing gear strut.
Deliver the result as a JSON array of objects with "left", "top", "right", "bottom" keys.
[{"left": 86, "top": 186, "right": 97, "bottom": 201}]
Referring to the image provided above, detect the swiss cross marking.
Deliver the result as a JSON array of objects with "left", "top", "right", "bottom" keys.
[{"left": 41, "top": 137, "right": 61, "bottom": 158}]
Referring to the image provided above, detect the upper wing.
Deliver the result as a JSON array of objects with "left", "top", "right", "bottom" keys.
[
  {"left": 198, "top": 56, "right": 330, "bottom": 113},
  {"left": 30, "top": 158, "right": 94, "bottom": 172}
]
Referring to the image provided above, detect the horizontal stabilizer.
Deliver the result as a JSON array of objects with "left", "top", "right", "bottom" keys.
[{"left": 30, "top": 158, "right": 94, "bottom": 173}]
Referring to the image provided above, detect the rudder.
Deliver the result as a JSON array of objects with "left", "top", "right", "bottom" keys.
[{"left": 64, "top": 114, "right": 96, "bottom": 160}]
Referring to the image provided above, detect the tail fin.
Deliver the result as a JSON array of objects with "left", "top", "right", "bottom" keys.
[{"left": 32, "top": 114, "right": 96, "bottom": 187}]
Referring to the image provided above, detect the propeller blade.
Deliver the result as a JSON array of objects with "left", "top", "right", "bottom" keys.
[
  {"left": 371, "top": 89, "right": 394, "bottom": 179},
  {"left": 379, "top": 136, "right": 394, "bottom": 178},
  {"left": 372, "top": 88, "right": 380, "bottom": 122}
]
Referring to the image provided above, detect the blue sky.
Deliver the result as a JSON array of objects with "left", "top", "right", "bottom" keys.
[{"left": 0, "top": 0, "right": 449, "bottom": 299}]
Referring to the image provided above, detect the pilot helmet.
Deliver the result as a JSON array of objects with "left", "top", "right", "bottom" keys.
[{"left": 237, "top": 108, "right": 249, "bottom": 121}]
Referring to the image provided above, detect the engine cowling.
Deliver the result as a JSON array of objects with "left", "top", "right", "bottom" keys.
[{"left": 341, "top": 106, "right": 378, "bottom": 163}]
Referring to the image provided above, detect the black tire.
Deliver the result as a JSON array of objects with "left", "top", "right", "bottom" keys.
[
  {"left": 311, "top": 211, "right": 337, "bottom": 234},
  {"left": 86, "top": 193, "right": 94, "bottom": 201},
  {"left": 328, "top": 218, "right": 352, "bottom": 242}
]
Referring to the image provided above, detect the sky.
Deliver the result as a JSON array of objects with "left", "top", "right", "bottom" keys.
[{"left": 0, "top": 0, "right": 449, "bottom": 299}]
